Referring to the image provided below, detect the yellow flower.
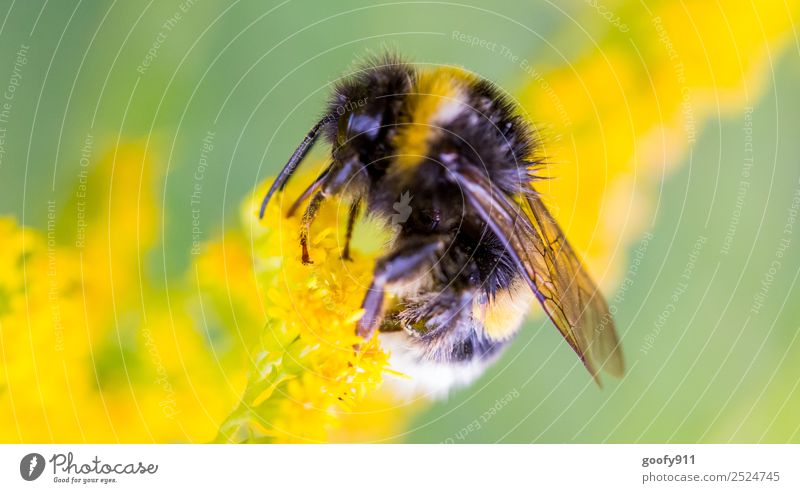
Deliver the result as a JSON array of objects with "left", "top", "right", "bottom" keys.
[
  {"left": 214, "top": 179, "right": 391, "bottom": 443},
  {"left": 516, "top": 0, "right": 798, "bottom": 286},
  {"left": 0, "top": 143, "right": 244, "bottom": 443}
]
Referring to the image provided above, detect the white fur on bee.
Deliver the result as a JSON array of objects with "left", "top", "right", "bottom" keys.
[{"left": 378, "top": 331, "right": 492, "bottom": 399}]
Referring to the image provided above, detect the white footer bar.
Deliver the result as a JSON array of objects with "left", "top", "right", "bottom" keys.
[{"left": 0, "top": 444, "right": 796, "bottom": 492}]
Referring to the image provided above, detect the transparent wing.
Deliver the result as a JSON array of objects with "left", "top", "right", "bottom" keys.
[{"left": 454, "top": 166, "right": 624, "bottom": 383}]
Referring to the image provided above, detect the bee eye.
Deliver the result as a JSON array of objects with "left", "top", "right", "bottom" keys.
[
  {"left": 350, "top": 112, "right": 381, "bottom": 140},
  {"left": 338, "top": 111, "right": 381, "bottom": 146}
]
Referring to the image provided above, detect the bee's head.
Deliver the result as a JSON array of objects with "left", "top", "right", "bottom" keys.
[
  {"left": 319, "top": 97, "right": 393, "bottom": 198},
  {"left": 318, "top": 58, "right": 414, "bottom": 200},
  {"left": 325, "top": 55, "right": 414, "bottom": 161},
  {"left": 333, "top": 100, "right": 383, "bottom": 157}
]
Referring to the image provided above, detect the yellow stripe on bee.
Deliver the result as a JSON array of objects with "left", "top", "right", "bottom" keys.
[
  {"left": 473, "top": 281, "right": 535, "bottom": 341},
  {"left": 394, "top": 67, "right": 475, "bottom": 168}
]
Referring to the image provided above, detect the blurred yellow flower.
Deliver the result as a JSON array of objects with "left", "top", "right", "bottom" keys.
[
  {"left": 517, "top": 0, "right": 798, "bottom": 286},
  {"left": 0, "top": 144, "right": 244, "bottom": 443}
]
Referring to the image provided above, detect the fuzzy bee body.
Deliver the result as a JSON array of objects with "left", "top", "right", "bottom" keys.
[
  {"left": 378, "top": 280, "right": 535, "bottom": 397},
  {"left": 260, "top": 54, "right": 624, "bottom": 396}
]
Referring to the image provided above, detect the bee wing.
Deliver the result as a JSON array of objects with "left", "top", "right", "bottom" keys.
[{"left": 454, "top": 167, "right": 624, "bottom": 383}]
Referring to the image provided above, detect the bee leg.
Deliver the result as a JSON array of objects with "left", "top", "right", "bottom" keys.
[
  {"left": 341, "top": 197, "right": 362, "bottom": 261},
  {"left": 297, "top": 155, "right": 366, "bottom": 264},
  {"left": 356, "top": 239, "right": 443, "bottom": 340},
  {"left": 286, "top": 163, "right": 331, "bottom": 218},
  {"left": 299, "top": 190, "right": 325, "bottom": 265}
]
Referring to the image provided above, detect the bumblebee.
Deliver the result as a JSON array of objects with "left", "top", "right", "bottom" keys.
[{"left": 259, "top": 54, "right": 624, "bottom": 395}]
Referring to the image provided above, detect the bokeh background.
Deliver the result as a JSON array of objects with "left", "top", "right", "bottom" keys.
[{"left": 0, "top": 0, "right": 798, "bottom": 443}]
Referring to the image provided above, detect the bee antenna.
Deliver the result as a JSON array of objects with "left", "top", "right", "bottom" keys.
[{"left": 259, "top": 119, "right": 325, "bottom": 219}]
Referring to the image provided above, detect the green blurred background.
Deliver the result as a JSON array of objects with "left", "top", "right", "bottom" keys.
[{"left": 0, "top": 0, "right": 798, "bottom": 442}]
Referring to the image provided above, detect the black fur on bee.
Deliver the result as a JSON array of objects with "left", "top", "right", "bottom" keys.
[{"left": 259, "top": 52, "right": 623, "bottom": 386}]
